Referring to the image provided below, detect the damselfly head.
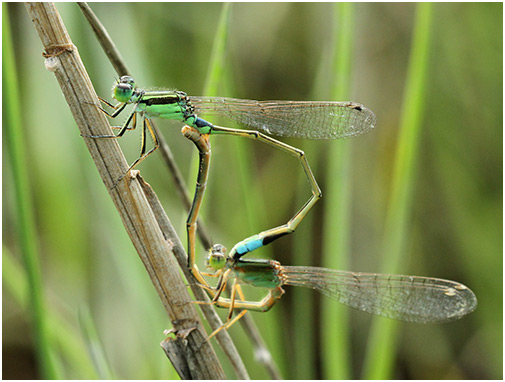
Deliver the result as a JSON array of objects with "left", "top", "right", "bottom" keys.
[
  {"left": 205, "top": 244, "right": 227, "bottom": 271},
  {"left": 113, "top": 75, "right": 136, "bottom": 103}
]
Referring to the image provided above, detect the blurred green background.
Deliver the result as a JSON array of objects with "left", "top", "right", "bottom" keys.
[{"left": 3, "top": 2, "right": 502, "bottom": 379}]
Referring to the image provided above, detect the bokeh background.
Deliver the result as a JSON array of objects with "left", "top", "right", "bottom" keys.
[{"left": 3, "top": 2, "right": 502, "bottom": 379}]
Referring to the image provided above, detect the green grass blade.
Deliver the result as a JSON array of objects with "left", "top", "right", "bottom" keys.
[
  {"left": 2, "top": 5, "right": 58, "bottom": 378},
  {"left": 191, "top": 2, "right": 232, "bottom": 226},
  {"left": 3, "top": 249, "right": 100, "bottom": 379},
  {"left": 211, "top": 2, "right": 270, "bottom": 249},
  {"left": 203, "top": 2, "right": 231, "bottom": 96},
  {"left": 320, "top": 3, "right": 354, "bottom": 379},
  {"left": 291, "top": 140, "right": 319, "bottom": 376},
  {"left": 207, "top": 5, "right": 285, "bottom": 375},
  {"left": 78, "top": 308, "right": 116, "bottom": 379},
  {"left": 195, "top": 4, "right": 257, "bottom": 378},
  {"left": 362, "top": 3, "right": 433, "bottom": 378},
  {"left": 3, "top": 247, "right": 28, "bottom": 306}
]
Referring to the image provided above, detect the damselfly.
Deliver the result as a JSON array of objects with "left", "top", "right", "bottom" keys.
[{"left": 198, "top": 244, "right": 477, "bottom": 341}]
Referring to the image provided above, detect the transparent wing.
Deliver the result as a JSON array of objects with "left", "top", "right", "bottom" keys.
[
  {"left": 281, "top": 266, "right": 477, "bottom": 323},
  {"left": 190, "top": 96, "right": 376, "bottom": 140}
]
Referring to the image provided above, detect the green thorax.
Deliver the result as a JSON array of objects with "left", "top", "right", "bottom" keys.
[
  {"left": 232, "top": 258, "right": 283, "bottom": 289},
  {"left": 134, "top": 90, "right": 194, "bottom": 121}
]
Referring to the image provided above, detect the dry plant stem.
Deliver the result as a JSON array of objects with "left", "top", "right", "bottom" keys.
[
  {"left": 77, "top": 2, "right": 130, "bottom": 76},
  {"left": 161, "top": 336, "right": 197, "bottom": 380},
  {"left": 139, "top": 174, "right": 250, "bottom": 378},
  {"left": 25, "top": 2, "right": 238, "bottom": 379}
]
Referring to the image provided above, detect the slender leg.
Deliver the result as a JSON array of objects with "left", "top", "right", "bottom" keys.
[
  {"left": 205, "top": 278, "right": 245, "bottom": 342},
  {"left": 192, "top": 268, "right": 231, "bottom": 303},
  {"left": 234, "top": 283, "right": 246, "bottom": 301},
  {"left": 203, "top": 284, "right": 285, "bottom": 343},
  {"left": 140, "top": 113, "right": 147, "bottom": 156},
  {"left": 97, "top": 96, "right": 124, "bottom": 114},
  {"left": 212, "top": 268, "right": 232, "bottom": 302},
  {"left": 122, "top": 116, "right": 159, "bottom": 175},
  {"left": 212, "top": 286, "right": 285, "bottom": 312},
  {"left": 99, "top": 116, "right": 160, "bottom": 187},
  {"left": 205, "top": 310, "right": 248, "bottom": 342},
  {"left": 85, "top": 99, "right": 137, "bottom": 139},
  {"left": 195, "top": 288, "right": 285, "bottom": 311},
  {"left": 195, "top": 264, "right": 285, "bottom": 313},
  {"left": 85, "top": 96, "right": 161, "bottom": 185},
  {"left": 200, "top": 271, "right": 222, "bottom": 278},
  {"left": 210, "top": 125, "right": 322, "bottom": 259}
]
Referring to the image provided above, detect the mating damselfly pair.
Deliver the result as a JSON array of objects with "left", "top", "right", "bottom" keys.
[{"left": 87, "top": 75, "right": 476, "bottom": 340}]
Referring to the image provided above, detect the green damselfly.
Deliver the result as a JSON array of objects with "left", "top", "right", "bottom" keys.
[
  {"left": 198, "top": 244, "right": 477, "bottom": 341},
  {"left": 88, "top": 76, "right": 376, "bottom": 282}
]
